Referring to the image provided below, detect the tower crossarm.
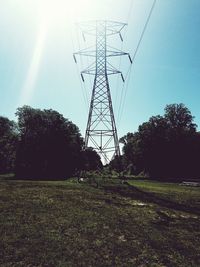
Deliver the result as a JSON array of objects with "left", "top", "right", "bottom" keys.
[
  {"left": 73, "top": 50, "right": 96, "bottom": 58},
  {"left": 81, "top": 67, "right": 121, "bottom": 76},
  {"left": 74, "top": 48, "right": 131, "bottom": 61},
  {"left": 77, "top": 20, "right": 127, "bottom": 36},
  {"left": 107, "top": 51, "right": 130, "bottom": 57}
]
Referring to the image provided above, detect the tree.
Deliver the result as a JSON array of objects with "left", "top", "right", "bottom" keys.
[
  {"left": 119, "top": 132, "right": 143, "bottom": 174},
  {"left": 15, "top": 106, "right": 83, "bottom": 179},
  {"left": 164, "top": 103, "right": 196, "bottom": 134},
  {"left": 80, "top": 148, "right": 102, "bottom": 171},
  {"left": 109, "top": 155, "right": 124, "bottom": 173},
  {"left": 0, "top": 116, "right": 18, "bottom": 173},
  {"left": 118, "top": 104, "right": 200, "bottom": 180},
  {"left": 163, "top": 104, "right": 197, "bottom": 178}
]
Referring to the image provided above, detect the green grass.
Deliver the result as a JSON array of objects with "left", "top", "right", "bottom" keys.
[
  {"left": 0, "top": 176, "right": 200, "bottom": 266},
  {"left": 128, "top": 179, "right": 200, "bottom": 210}
]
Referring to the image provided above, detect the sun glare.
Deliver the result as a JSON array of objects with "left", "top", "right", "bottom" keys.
[
  {"left": 38, "top": 0, "right": 94, "bottom": 24},
  {"left": 19, "top": 17, "right": 48, "bottom": 106},
  {"left": 18, "top": 0, "right": 112, "bottom": 106}
]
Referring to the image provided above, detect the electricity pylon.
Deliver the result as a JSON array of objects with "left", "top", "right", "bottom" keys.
[{"left": 74, "top": 20, "right": 132, "bottom": 163}]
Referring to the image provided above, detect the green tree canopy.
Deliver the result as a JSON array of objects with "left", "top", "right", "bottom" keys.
[
  {"left": 80, "top": 147, "right": 103, "bottom": 171},
  {"left": 0, "top": 116, "right": 18, "bottom": 173},
  {"left": 15, "top": 106, "right": 83, "bottom": 179},
  {"left": 117, "top": 104, "right": 200, "bottom": 180}
]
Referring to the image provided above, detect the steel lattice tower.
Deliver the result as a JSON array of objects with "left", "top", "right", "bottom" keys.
[{"left": 74, "top": 20, "right": 132, "bottom": 163}]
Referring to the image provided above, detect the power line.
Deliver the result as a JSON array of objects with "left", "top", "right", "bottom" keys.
[
  {"left": 70, "top": 27, "right": 89, "bottom": 115},
  {"left": 75, "top": 27, "right": 90, "bottom": 106},
  {"left": 114, "top": 0, "right": 135, "bottom": 114},
  {"left": 117, "top": 0, "right": 157, "bottom": 127},
  {"left": 129, "top": 0, "right": 157, "bottom": 73},
  {"left": 116, "top": 0, "right": 135, "bottom": 123}
]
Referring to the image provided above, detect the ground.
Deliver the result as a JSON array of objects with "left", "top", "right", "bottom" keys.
[{"left": 0, "top": 175, "right": 200, "bottom": 267}]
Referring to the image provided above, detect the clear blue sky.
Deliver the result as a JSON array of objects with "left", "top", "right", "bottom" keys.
[{"left": 0, "top": 0, "right": 200, "bottom": 139}]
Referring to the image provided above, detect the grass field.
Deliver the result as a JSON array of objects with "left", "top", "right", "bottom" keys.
[
  {"left": 0, "top": 175, "right": 200, "bottom": 267},
  {"left": 128, "top": 179, "right": 200, "bottom": 211}
]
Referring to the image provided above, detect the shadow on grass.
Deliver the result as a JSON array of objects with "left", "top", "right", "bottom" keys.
[
  {"left": 102, "top": 183, "right": 200, "bottom": 216},
  {"left": 0, "top": 173, "right": 71, "bottom": 182}
]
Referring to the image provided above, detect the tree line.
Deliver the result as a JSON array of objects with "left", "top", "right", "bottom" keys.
[
  {"left": 110, "top": 103, "right": 200, "bottom": 181},
  {"left": 1, "top": 103, "right": 200, "bottom": 180},
  {"left": 0, "top": 106, "right": 102, "bottom": 179}
]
